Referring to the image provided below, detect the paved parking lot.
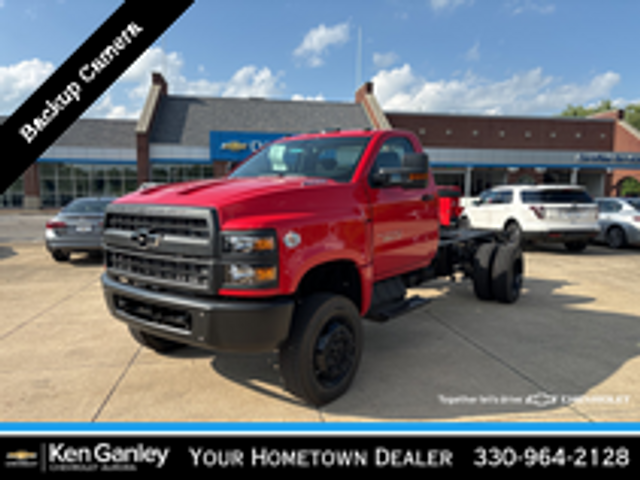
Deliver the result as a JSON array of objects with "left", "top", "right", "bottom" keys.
[{"left": 1, "top": 221, "right": 639, "bottom": 423}]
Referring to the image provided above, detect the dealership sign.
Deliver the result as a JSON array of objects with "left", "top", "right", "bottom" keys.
[
  {"left": 210, "top": 131, "right": 290, "bottom": 162},
  {"left": 577, "top": 152, "right": 640, "bottom": 166}
]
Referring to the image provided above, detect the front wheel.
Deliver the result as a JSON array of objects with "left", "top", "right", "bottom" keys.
[{"left": 279, "top": 294, "right": 363, "bottom": 406}]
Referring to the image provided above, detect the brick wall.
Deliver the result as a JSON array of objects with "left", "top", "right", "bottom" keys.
[{"left": 387, "top": 113, "right": 615, "bottom": 151}]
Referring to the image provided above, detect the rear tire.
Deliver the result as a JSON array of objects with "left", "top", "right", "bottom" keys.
[
  {"left": 129, "top": 327, "right": 184, "bottom": 353},
  {"left": 51, "top": 250, "right": 70, "bottom": 262},
  {"left": 504, "top": 221, "right": 522, "bottom": 246},
  {"left": 473, "top": 243, "right": 498, "bottom": 301},
  {"left": 279, "top": 294, "right": 362, "bottom": 406},
  {"left": 564, "top": 241, "right": 587, "bottom": 252},
  {"left": 606, "top": 226, "right": 626, "bottom": 249},
  {"left": 491, "top": 244, "right": 524, "bottom": 304}
]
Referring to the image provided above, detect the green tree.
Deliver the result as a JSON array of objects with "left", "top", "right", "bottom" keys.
[
  {"left": 625, "top": 103, "right": 640, "bottom": 131},
  {"left": 559, "top": 100, "right": 640, "bottom": 131}
]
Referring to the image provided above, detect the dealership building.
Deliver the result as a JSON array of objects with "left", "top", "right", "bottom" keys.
[{"left": 2, "top": 73, "right": 640, "bottom": 208}]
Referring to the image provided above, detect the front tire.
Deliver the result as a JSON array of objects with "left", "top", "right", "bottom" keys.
[{"left": 279, "top": 294, "right": 362, "bottom": 406}]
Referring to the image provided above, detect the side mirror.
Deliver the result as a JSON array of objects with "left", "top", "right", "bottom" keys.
[{"left": 373, "top": 152, "right": 429, "bottom": 189}]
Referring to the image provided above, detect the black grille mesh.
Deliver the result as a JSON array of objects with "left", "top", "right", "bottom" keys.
[
  {"left": 106, "top": 213, "right": 208, "bottom": 238},
  {"left": 107, "top": 250, "right": 212, "bottom": 289}
]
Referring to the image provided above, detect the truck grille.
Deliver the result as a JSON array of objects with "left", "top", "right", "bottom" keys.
[
  {"left": 106, "top": 213, "right": 209, "bottom": 239},
  {"left": 103, "top": 205, "right": 218, "bottom": 293},
  {"left": 106, "top": 249, "right": 213, "bottom": 289}
]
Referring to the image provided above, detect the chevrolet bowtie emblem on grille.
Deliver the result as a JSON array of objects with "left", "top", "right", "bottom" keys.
[{"left": 131, "top": 228, "right": 161, "bottom": 249}]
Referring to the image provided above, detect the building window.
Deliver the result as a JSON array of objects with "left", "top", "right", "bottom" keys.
[
  {"left": 576, "top": 132, "right": 582, "bottom": 138},
  {"left": 151, "top": 164, "right": 209, "bottom": 184},
  {"left": 418, "top": 128, "right": 426, "bottom": 135},
  {"left": 446, "top": 129, "right": 453, "bottom": 136},
  {"left": 524, "top": 131, "right": 532, "bottom": 138},
  {"left": 0, "top": 177, "right": 24, "bottom": 208},
  {"left": 550, "top": 131, "right": 556, "bottom": 138},
  {"left": 472, "top": 130, "right": 479, "bottom": 136},
  {"left": 39, "top": 163, "right": 137, "bottom": 208},
  {"left": 499, "top": 130, "right": 506, "bottom": 138}
]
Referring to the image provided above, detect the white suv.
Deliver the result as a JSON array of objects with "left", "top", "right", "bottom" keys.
[{"left": 461, "top": 185, "right": 600, "bottom": 251}]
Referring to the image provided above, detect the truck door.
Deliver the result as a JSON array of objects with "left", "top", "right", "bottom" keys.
[{"left": 367, "top": 136, "right": 438, "bottom": 280}]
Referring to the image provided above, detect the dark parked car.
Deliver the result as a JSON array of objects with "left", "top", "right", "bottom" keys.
[
  {"left": 595, "top": 197, "right": 640, "bottom": 248},
  {"left": 45, "top": 197, "right": 115, "bottom": 261}
]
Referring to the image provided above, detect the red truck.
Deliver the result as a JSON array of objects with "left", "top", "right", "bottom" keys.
[{"left": 101, "top": 129, "right": 523, "bottom": 406}]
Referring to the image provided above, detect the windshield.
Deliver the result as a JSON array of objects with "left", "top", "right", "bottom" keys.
[
  {"left": 521, "top": 189, "right": 593, "bottom": 204},
  {"left": 229, "top": 136, "right": 371, "bottom": 183},
  {"left": 62, "top": 198, "right": 113, "bottom": 214}
]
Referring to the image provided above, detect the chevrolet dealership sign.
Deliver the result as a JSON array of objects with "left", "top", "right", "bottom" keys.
[{"left": 210, "top": 131, "right": 290, "bottom": 162}]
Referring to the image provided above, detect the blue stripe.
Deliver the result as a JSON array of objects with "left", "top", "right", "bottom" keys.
[
  {"left": 150, "top": 158, "right": 211, "bottom": 165},
  {"left": 0, "top": 422, "right": 638, "bottom": 433},
  {"left": 38, "top": 158, "right": 136, "bottom": 165}
]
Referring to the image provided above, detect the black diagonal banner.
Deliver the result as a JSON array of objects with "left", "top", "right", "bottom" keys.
[{"left": 0, "top": 0, "right": 194, "bottom": 194}]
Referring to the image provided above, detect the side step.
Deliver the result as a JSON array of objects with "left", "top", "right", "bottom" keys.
[
  {"left": 365, "top": 295, "right": 431, "bottom": 322},
  {"left": 364, "top": 276, "right": 431, "bottom": 322}
]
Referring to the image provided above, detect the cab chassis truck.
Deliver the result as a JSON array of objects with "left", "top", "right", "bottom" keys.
[{"left": 101, "top": 129, "right": 523, "bottom": 406}]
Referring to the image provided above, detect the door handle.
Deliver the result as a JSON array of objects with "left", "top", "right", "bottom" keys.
[{"left": 422, "top": 194, "right": 434, "bottom": 202}]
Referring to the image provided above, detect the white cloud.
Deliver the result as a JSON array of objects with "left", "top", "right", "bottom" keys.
[
  {"left": 508, "top": 0, "right": 556, "bottom": 15},
  {"left": 430, "top": 0, "right": 474, "bottom": 11},
  {"left": 373, "top": 51, "right": 399, "bottom": 69},
  {"left": 372, "top": 63, "right": 620, "bottom": 116},
  {"left": 0, "top": 58, "right": 55, "bottom": 114},
  {"left": 82, "top": 47, "right": 284, "bottom": 118},
  {"left": 293, "top": 22, "right": 350, "bottom": 67},
  {"left": 87, "top": 92, "right": 140, "bottom": 119},
  {"left": 0, "top": 1, "right": 5, "bottom": 8},
  {"left": 465, "top": 41, "right": 480, "bottom": 62},
  {"left": 291, "top": 93, "right": 325, "bottom": 102}
]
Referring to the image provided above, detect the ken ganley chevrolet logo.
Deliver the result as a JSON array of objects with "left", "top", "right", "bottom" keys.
[
  {"left": 5, "top": 449, "right": 39, "bottom": 469},
  {"left": 37, "top": 442, "right": 170, "bottom": 472}
]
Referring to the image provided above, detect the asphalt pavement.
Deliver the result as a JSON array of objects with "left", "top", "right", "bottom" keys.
[{"left": 0, "top": 221, "right": 639, "bottom": 422}]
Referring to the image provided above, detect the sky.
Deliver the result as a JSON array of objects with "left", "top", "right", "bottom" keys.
[{"left": 0, "top": 0, "right": 639, "bottom": 120}]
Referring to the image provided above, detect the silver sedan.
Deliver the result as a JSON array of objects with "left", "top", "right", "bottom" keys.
[
  {"left": 45, "top": 197, "right": 115, "bottom": 261},
  {"left": 594, "top": 197, "right": 640, "bottom": 248}
]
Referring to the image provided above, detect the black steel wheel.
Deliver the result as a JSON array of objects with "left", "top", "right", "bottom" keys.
[{"left": 279, "top": 294, "right": 362, "bottom": 406}]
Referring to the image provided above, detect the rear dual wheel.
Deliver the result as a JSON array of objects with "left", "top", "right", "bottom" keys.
[{"left": 473, "top": 242, "right": 523, "bottom": 304}]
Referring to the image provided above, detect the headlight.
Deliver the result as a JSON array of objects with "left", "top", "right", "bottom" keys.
[
  {"left": 225, "top": 264, "right": 277, "bottom": 286},
  {"left": 223, "top": 234, "right": 276, "bottom": 254},
  {"left": 221, "top": 231, "right": 278, "bottom": 288}
]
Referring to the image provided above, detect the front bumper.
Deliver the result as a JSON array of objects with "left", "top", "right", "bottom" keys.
[{"left": 102, "top": 273, "right": 294, "bottom": 353}]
